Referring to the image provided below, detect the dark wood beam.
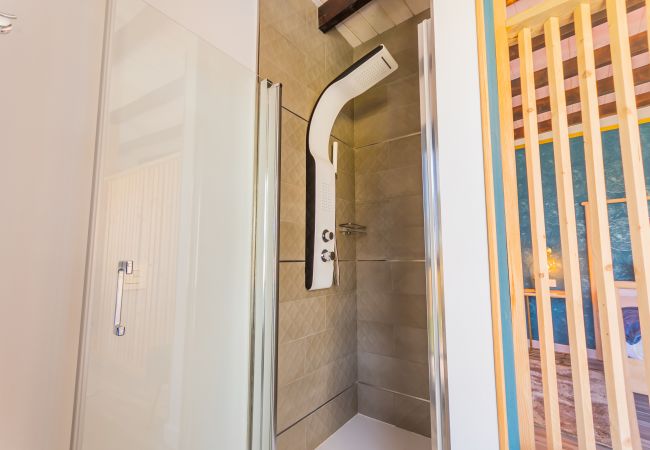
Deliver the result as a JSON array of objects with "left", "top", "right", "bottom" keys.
[
  {"left": 510, "top": 31, "right": 648, "bottom": 98},
  {"left": 513, "top": 91, "right": 650, "bottom": 140},
  {"left": 318, "top": 0, "right": 373, "bottom": 33},
  {"left": 507, "top": 0, "right": 645, "bottom": 61}
]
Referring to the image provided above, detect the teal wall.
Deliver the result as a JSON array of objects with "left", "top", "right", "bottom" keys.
[{"left": 516, "top": 123, "right": 650, "bottom": 348}]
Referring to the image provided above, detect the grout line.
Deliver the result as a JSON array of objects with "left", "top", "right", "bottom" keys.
[
  {"left": 276, "top": 383, "right": 358, "bottom": 436},
  {"left": 356, "top": 380, "right": 431, "bottom": 403},
  {"left": 353, "top": 131, "right": 422, "bottom": 150},
  {"left": 281, "top": 106, "right": 355, "bottom": 148},
  {"left": 279, "top": 259, "right": 425, "bottom": 263},
  {"left": 357, "top": 259, "right": 425, "bottom": 262}
]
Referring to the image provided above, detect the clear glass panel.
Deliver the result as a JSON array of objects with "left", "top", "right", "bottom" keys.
[{"left": 74, "top": 1, "right": 257, "bottom": 449}]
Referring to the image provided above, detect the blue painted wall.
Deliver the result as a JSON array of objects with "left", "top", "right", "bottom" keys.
[
  {"left": 516, "top": 123, "right": 650, "bottom": 348},
  {"left": 483, "top": 0, "right": 522, "bottom": 446}
]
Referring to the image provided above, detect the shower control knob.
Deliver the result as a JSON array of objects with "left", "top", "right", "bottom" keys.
[
  {"left": 322, "top": 229, "right": 334, "bottom": 242},
  {"left": 321, "top": 249, "right": 335, "bottom": 262}
]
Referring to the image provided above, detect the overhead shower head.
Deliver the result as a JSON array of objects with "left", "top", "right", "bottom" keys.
[
  {"left": 305, "top": 45, "right": 398, "bottom": 291},
  {"left": 308, "top": 45, "right": 398, "bottom": 162}
]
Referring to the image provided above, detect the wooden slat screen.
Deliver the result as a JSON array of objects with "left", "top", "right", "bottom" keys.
[{"left": 484, "top": 0, "right": 650, "bottom": 447}]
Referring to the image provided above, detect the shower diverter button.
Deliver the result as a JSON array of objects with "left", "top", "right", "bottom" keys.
[
  {"left": 321, "top": 249, "right": 335, "bottom": 262},
  {"left": 322, "top": 229, "right": 334, "bottom": 242}
]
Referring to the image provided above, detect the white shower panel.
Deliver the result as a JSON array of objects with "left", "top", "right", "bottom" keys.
[{"left": 306, "top": 45, "right": 397, "bottom": 290}]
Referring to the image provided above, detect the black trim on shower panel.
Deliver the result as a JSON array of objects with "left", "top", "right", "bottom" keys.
[{"left": 304, "top": 45, "right": 385, "bottom": 290}]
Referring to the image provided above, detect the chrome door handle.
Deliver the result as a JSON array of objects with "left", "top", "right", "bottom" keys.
[{"left": 113, "top": 260, "right": 133, "bottom": 336}]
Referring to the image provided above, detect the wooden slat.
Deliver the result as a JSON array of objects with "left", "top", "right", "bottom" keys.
[
  {"left": 544, "top": 16, "right": 596, "bottom": 450},
  {"left": 508, "top": 0, "right": 604, "bottom": 43},
  {"left": 575, "top": 4, "right": 641, "bottom": 449},
  {"left": 476, "top": 0, "right": 509, "bottom": 446},
  {"left": 514, "top": 90, "right": 650, "bottom": 139},
  {"left": 647, "top": 0, "right": 650, "bottom": 60},
  {"left": 513, "top": 61, "right": 650, "bottom": 122},
  {"left": 519, "top": 26, "right": 563, "bottom": 450},
  {"left": 494, "top": 1, "right": 537, "bottom": 447},
  {"left": 317, "top": 0, "right": 373, "bottom": 32},
  {"left": 508, "top": 0, "right": 646, "bottom": 60},
  {"left": 511, "top": 31, "right": 649, "bottom": 98},
  {"left": 583, "top": 204, "right": 604, "bottom": 360},
  {"left": 607, "top": 0, "right": 650, "bottom": 415}
]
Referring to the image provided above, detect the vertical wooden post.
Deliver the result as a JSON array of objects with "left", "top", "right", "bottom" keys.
[
  {"left": 494, "top": 1, "right": 536, "bottom": 447},
  {"left": 583, "top": 203, "right": 604, "bottom": 361},
  {"left": 575, "top": 3, "right": 641, "bottom": 449},
  {"left": 544, "top": 15, "right": 596, "bottom": 450},
  {"left": 607, "top": 0, "right": 650, "bottom": 399},
  {"left": 475, "top": 0, "right": 509, "bottom": 447},
  {"left": 519, "top": 26, "right": 562, "bottom": 450}
]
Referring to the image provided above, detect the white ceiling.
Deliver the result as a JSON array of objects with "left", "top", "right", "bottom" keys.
[{"left": 312, "top": 0, "right": 430, "bottom": 47}]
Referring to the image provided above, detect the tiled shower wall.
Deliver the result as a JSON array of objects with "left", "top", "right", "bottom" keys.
[
  {"left": 353, "top": 13, "right": 432, "bottom": 437},
  {"left": 260, "top": 0, "right": 432, "bottom": 447},
  {"left": 259, "top": 0, "right": 358, "bottom": 449}
]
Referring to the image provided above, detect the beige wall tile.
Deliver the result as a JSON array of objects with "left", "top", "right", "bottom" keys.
[
  {"left": 354, "top": 12, "right": 429, "bottom": 88},
  {"left": 394, "top": 326, "right": 428, "bottom": 364},
  {"left": 277, "top": 370, "right": 326, "bottom": 432},
  {"left": 358, "top": 352, "right": 429, "bottom": 399},
  {"left": 393, "top": 393, "right": 431, "bottom": 437},
  {"left": 355, "top": 202, "right": 389, "bottom": 260},
  {"left": 326, "top": 291, "right": 357, "bottom": 329},
  {"left": 278, "top": 338, "right": 307, "bottom": 388},
  {"left": 353, "top": 79, "right": 420, "bottom": 147},
  {"left": 259, "top": 0, "right": 354, "bottom": 145},
  {"left": 390, "top": 261, "right": 426, "bottom": 295},
  {"left": 395, "top": 294, "right": 428, "bottom": 329},
  {"left": 358, "top": 383, "right": 395, "bottom": 424},
  {"left": 304, "top": 327, "right": 355, "bottom": 373},
  {"left": 319, "top": 354, "right": 358, "bottom": 402},
  {"left": 357, "top": 261, "right": 392, "bottom": 293},
  {"left": 280, "top": 222, "right": 305, "bottom": 261},
  {"left": 305, "top": 387, "right": 357, "bottom": 449},
  {"left": 277, "top": 418, "right": 307, "bottom": 450},
  {"left": 279, "top": 297, "right": 326, "bottom": 344},
  {"left": 278, "top": 385, "right": 357, "bottom": 450},
  {"left": 385, "top": 133, "right": 422, "bottom": 169},
  {"left": 357, "top": 289, "right": 394, "bottom": 324},
  {"left": 357, "top": 320, "right": 394, "bottom": 357}
]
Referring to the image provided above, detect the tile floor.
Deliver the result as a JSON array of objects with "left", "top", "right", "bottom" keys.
[{"left": 316, "top": 414, "right": 431, "bottom": 450}]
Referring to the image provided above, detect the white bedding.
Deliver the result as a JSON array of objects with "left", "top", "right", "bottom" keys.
[{"left": 627, "top": 339, "right": 644, "bottom": 360}]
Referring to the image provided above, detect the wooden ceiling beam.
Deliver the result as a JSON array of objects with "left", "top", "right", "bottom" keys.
[
  {"left": 512, "top": 62, "right": 650, "bottom": 121},
  {"left": 513, "top": 90, "right": 650, "bottom": 139},
  {"left": 318, "top": 0, "right": 373, "bottom": 32},
  {"left": 510, "top": 31, "right": 648, "bottom": 97},
  {"left": 508, "top": 0, "right": 645, "bottom": 60}
]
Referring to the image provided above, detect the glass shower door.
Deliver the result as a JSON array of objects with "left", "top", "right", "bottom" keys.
[{"left": 72, "top": 1, "right": 257, "bottom": 449}]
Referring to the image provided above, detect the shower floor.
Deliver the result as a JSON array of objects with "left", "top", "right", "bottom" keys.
[{"left": 316, "top": 414, "right": 431, "bottom": 450}]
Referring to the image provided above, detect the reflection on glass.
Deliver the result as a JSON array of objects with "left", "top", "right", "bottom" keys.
[{"left": 76, "top": 0, "right": 256, "bottom": 448}]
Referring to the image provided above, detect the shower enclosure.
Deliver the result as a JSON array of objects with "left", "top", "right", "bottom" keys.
[
  {"left": 253, "top": 1, "right": 449, "bottom": 448},
  {"left": 71, "top": 0, "right": 257, "bottom": 448}
]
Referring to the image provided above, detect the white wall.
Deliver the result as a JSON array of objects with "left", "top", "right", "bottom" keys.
[
  {"left": 144, "top": 0, "right": 258, "bottom": 72},
  {"left": 0, "top": 0, "right": 259, "bottom": 449},
  {"left": 0, "top": 1, "right": 107, "bottom": 449},
  {"left": 430, "top": 0, "right": 501, "bottom": 448}
]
